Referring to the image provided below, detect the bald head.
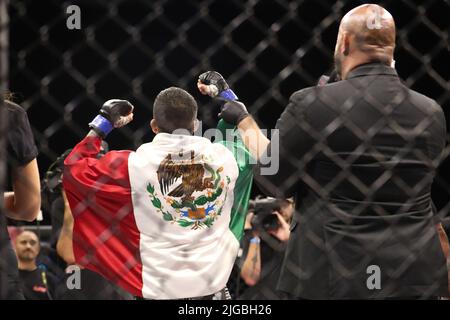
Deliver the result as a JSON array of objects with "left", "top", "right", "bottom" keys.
[{"left": 334, "top": 4, "right": 396, "bottom": 79}]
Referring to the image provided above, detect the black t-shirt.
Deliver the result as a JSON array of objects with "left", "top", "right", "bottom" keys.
[
  {"left": 238, "top": 230, "right": 288, "bottom": 300},
  {"left": 5, "top": 100, "right": 38, "bottom": 168},
  {"left": 0, "top": 100, "right": 38, "bottom": 299},
  {"left": 18, "top": 268, "right": 57, "bottom": 300}
]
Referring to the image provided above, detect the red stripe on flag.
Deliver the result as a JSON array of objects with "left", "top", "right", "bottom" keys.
[{"left": 63, "top": 136, "right": 143, "bottom": 297}]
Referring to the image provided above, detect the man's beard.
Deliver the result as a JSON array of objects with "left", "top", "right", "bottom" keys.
[{"left": 18, "top": 251, "right": 35, "bottom": 261}]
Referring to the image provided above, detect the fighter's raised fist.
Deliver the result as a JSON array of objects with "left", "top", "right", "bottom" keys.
[
  {"left": 100, "top": 99, "right": 134, "bottom": 128},
  {"left": 89, "top": 99, "right": 134, "bottom": 138},
  {"left": 197, "top": 71, "right": 238, "bottom": 101}
]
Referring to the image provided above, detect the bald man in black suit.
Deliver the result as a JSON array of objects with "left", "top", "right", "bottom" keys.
[{"left": 199, "top": 4, "right": 448, "bottom": 299}]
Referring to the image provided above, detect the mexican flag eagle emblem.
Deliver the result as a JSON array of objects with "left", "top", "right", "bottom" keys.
[{"left": 147, "top": 150, "right": 230, "bottom": 230}]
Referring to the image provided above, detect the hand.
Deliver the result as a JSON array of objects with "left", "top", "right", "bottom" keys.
[
  {"left": 268, "top": 211, "right": 291, "bottom": 243},
  {"left": 100, "top": 99, "right": 134, "bottom": 128},
  {"left": 89, "top": 99, "right": 134, "bottom": 138},
  {"left": 219, "top": 100, "right": 249, "bottom": 125},
  {"left": 198, "top": 71, "right": 229, "bottom": 97},
  {"left": 197, "top": 71, "right": 238, "bottom": 101}
]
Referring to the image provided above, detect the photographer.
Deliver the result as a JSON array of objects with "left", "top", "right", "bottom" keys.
[{"left": 239, "top": 198, "right": 293, "bottom": 300}]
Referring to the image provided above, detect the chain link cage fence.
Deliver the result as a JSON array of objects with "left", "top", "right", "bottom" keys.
[{"left": 1, "top": 0, "right": 449, "bottom": 300}]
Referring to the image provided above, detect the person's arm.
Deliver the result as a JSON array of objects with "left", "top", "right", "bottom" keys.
[
  {"left": 240, "top": 236, "right": 262, "bottom": 286},
  {"left": 56, "top": 191, "right": 76, "bottom": 265},
  {"left": 4, "top": 101, "right": 41, "bottom": 221},
  {"left": 65, "top": 99, "right": 134, "bottom": 164},
  {"left": 4, "top": 158, "right": 41, "bottom": 221},
  {"left": 198, "top": 71, "right": 314, "bottom": 198},
  {"left": 237, "top": 116, "right": 270, "bottom": 160},
  {"left": 198, "top": 72, "right": 257, "bottom": 241},
  {"left": 436, "top": 223, "right": 450, "bottom": 294},
  {"left": 197, "top": 72, "right": 269, "bottom": 160},
  {"left": 437, "top": 223, "right": 449, "bottom": 258},
  {"left": 63, "top": 99, "right": 134, "bottom": 220},
  {"left": 63, "top": 99, "right": 134, "bottom": 177}
]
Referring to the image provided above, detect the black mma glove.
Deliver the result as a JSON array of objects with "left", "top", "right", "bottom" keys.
[
  {"left": 219, "top": 101, "right": 249, "bottom": 126},
  {"left": 89, "top": 99, "right": 134, "bottom": 138},
  {"left": 198, "top": 71, "right": 238, "bottom": 101},
  {"left": 198, "top": 71, "right": 249, "bottom": 125}
]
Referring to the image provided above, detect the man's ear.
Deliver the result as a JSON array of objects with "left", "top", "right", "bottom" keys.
[
  {"left": 193, "top": 119, "right": 199, "bottom": 132},
  {"left": 342, "top": 33, "right": 350, "bottom": 56},
  {"left": 150, "top": 119, "right": 159, "bottom": 134}
]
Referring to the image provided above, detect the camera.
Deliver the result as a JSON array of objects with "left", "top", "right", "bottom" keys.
[
  {"left": 42, "top": 141, "right": 109, "bottom": 196},
  {"left": 249, "top": 197, "right": 284, "bottom": 232},
  {"left": 41, "top": 142, "right": 109, "bottom": 242},
  {"left": 42, "top": 149, "right": 73, "bottom": 196}
]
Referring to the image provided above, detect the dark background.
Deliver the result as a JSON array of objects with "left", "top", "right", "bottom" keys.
[{"left": 7, "top": 0, "right": 450, "bottom": 224}]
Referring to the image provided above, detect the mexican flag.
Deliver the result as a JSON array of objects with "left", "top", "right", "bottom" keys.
[{"left": 63, "top": 121, "right": 253, "bottom": 299}]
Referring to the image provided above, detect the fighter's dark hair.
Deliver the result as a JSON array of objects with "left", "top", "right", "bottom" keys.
[{"left": 153, "top": 87, "right": 198, "bottom": 134}]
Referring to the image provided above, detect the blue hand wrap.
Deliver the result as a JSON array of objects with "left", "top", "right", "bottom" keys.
[
  {"left": 89, "top": 115, "right": 113, "bottom": 137},
  {"left": 219, "top": 89, "right": 238, "bottom": 101}
]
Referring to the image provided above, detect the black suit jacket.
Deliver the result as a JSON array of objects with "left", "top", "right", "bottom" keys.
[{"left": 256, "top": 63, "right": 448, "bottom": 299}]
